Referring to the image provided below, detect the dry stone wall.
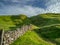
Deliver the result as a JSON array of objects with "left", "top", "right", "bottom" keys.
[{"left": 2, "top": 24, "right": 32, "bottom": 45}]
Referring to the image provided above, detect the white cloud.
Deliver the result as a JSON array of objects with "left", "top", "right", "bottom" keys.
[
  {"left": 46, "top": 2, "right": 60, "bottom": 13},
  {"left": 45, "top": 0, "right": 60, "bottom": 6},
  {"left": 0, "top": 5, "right": 46, "bottom": 16},
  {"left": 0, "top": 0, "right": 60, "bottom": 16},
  {"left": 0, "top": 2, "right": 60, "bottom": 16}
]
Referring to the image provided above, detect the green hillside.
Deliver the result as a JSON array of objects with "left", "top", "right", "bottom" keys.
[
  {"left": 0, "top": 14, "right": 30, "bottom": 30},
  {"left": 10, "top": 13, "right": 60, "bottom": 45},
  {"left": 11, "top": 30, "right": 55, "bottom": 45},
  {"left": 11, "top": 25, "right": 60, "bottom": 45},
  {"left": 0, "top": 13, "right": 60, "bottom": 45},
  {"left": 34, "top": 25, "right": 60, "bottom": 45},
  {"left": 30, "top": 13, "right": 60, "bottom": 27}
]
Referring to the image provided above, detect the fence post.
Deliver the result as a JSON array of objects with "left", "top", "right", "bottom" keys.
[{"left": 1, "top": 29, "right": 4, "bottom": 45}]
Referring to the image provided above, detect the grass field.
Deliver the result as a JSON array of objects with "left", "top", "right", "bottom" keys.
[
  {"left": 0, "top": 14, "right": 30, "bottom": 30},
  {"left": 0, "top": 13, "right": 60, "bottom": 45},
  {"left": 11, "top": 30, "right": 55, "bottom": 45},
  {"left": 11, "top": 13, "right": 60, "bottom": 45}
]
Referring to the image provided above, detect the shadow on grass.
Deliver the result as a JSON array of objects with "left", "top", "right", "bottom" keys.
[{"left": 34, "top": 26, "right": 60, "bottom": 45}]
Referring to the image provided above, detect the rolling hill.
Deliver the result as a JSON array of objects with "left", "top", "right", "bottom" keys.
[
  {"left": 30, "top": 13, "right": 60, "bottom": 27},
  {"left": 11, "top": 30, "right": 55, "bottom": 45},
  {"left": 10, "top": 13, "right": 60, "bottom": 45},
  {"left": 0, "top": 14, "right": 30, "bottom": 30},
  {"left": 0, "top": 13, "right": 60, "bottom": 45}
]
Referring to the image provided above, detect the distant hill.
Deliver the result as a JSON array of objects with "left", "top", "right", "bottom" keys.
[
  {"left": 30, "top": 13, "right": 60, "bottom": 27},
  {"left": 1, "top": 13, "right": 60, "bottom": 30},
  {"left": 0, "top": 14, "right": 30, "bottom": 30}
]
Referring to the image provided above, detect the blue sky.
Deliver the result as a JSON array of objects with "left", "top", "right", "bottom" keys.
[{"left": 0, "top": 0, "right": 60, "bottom": 16}]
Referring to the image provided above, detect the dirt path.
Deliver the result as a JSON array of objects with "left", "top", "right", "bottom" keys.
[{"left": 38, "top": 24, "right": 60, "bottom": 29}]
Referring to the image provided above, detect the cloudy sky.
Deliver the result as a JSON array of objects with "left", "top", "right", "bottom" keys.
[{"left": 0, "top": 0, "right": 60, "bottom": 16}]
